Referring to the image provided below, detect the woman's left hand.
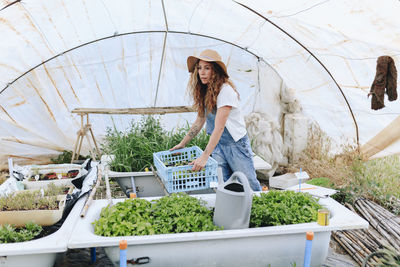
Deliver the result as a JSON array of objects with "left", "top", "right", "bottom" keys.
[{"left": 189, "top": 154, "right": 208, "bottom": 171}]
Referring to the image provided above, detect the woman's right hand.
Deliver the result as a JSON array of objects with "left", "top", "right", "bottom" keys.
[{"left": 170, "top": 142, "right": 185, "bottom": 151}]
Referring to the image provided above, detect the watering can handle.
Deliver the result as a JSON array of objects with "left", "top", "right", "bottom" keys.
[
  {"left": 230, "top": 172, "right": 252, "bottom": 215},
  {"left": 230, "top": 171, "right": 252, "bottom": 194},
  {"left": 230, "top": 171, "right": 253, "bottom": 212}
]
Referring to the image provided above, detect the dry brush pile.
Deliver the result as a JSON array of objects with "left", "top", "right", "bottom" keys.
[{"left": 286, "top": 125, "right": 400, "bottom": 214}]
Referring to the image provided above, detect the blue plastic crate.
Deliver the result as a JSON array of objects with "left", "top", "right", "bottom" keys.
[{"left": 153, "top": 146, "right": 218, "bottom": 193}]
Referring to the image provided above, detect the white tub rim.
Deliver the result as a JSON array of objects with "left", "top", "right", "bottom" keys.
[{"left": 0, "top": 197, "right": 85, "bottom": 256}]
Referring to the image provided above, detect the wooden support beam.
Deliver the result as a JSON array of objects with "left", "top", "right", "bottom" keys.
[
  {"left": 70, "top": 106, "right": 194, "bottom": 163},
  {"left": 71, "top": 106, "right": 194, "bottom": 115}
]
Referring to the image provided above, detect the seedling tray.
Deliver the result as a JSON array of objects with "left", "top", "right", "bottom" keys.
[
  {"left": 21, "top": 164, "right": 84, "bottom": 189},
  {"left": 153, "top": 146, "right": 218, "bottom": 193}
]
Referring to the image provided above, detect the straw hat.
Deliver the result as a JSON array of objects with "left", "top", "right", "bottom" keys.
[{"left": 187, "top": 49, "right": 229, "bottom": 77}]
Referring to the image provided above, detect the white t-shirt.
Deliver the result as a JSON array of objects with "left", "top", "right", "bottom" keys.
[{"left": 216, "top": 84, "right": 247, "bottom": 142}]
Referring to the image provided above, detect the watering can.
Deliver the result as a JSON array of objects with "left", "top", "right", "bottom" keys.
[{"left": 213, "top": 169, "right": 253, "bottom": 229}]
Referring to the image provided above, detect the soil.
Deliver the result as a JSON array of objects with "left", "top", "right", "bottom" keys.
[{"left": 94, "top": 179, "right": 126, "bottom": 199}]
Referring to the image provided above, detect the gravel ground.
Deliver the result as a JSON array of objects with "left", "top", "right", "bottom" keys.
[
  {"left": 55, "top": 247, "right": 114, "bottom": 267},
  {"left": 323, "top": 239, "right": 359, "bottom": 267}
]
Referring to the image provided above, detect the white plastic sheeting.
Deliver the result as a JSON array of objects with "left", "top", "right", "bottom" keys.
[{"left": 0, "top": 0, "right": 399, "bottom": 166}]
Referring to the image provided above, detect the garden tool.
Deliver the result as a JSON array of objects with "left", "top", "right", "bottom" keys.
[{"left": 213, "top": 169, "right": 253, "bottom": 229}]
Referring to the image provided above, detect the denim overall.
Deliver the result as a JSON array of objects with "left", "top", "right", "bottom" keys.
[{"left": 206, "top": 110, "right": 262, "bottom": 191}]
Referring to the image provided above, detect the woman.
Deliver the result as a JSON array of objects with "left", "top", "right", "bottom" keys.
[{"left": 170, "top": 49, "right": 261, "bottom": 191}]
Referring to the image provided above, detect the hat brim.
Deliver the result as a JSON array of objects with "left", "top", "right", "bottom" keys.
[{"left": 187, "top": 56, "right": 229, "bottom": 77}]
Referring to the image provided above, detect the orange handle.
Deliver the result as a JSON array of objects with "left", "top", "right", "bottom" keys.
[
  {"left": 119, "top": 240, "right": 127, "bottom": 250},
  {"left": 306, "top": 231, "right": 314, "bottom": 240}
]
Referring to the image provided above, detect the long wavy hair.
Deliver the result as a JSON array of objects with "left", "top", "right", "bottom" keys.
[{"left": 187, "top": 61, "right": 239, "bottom": 117}]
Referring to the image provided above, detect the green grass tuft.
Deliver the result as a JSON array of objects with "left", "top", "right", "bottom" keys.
[{"left": 307, "top": 177, "right": 334, "bottom": 188}]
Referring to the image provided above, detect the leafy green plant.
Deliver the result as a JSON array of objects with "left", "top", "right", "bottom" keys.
[
  {"left": 151, "top": 193, "right": 220, "bottom": 234},
  {"left": 93, "top": 198, "right": 154, "bottom": 237},
  {"left": 101, "top": 116, "right": 209, "bottom": 172},
  {"left": 94, "top": 191, "right": 323, "bottom": 238},
  {"left": 93, "top": 193, "right": 220, "bottom": 237},
  {"left": 250, "top": 190, "right": 322, "bottom": 227},
  {"left": 0, "top": 222, "right": 42, "bottom": 243}
]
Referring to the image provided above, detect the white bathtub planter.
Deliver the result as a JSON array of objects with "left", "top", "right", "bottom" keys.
[
  {"left": 0, "top": 197, "right": 85, "bottom": 267},
  {"left": 99, "top": 155, "right": 166, "bottom": 197},
  {"left": 68, "top": 193, "right": 368, "bottom": 267},
  {"left": 0, "top": 183, "right": 71, "bottom": 227},
  {"left": 22, "top": 166, "right": 84, "bottom": 189},
  {"left": 104, "top": 154, "right": 271, "bottom": 198},
  {"left": 0, "top": 195, "right": 67, "bottom": 227},
  {"left": 11, "top": 162, "right": 86, "bottom": 189}
]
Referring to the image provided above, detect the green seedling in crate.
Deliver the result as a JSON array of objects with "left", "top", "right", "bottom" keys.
[{"left": 164, "top": 160, "right": 190, "bottom": 167}]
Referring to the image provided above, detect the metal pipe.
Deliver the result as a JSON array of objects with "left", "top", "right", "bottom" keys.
[
  {"left": 0, "top": 0, "right": 21, "bottom": 11},
  {"left": 234, "top": 1, "right": 360, "bottom": 150},
  {"left": 153, "top": 0, "right": 169, "bottom": 107},
  {"left": 0, "top": 31, "right": 261, "bottom": 95}
]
